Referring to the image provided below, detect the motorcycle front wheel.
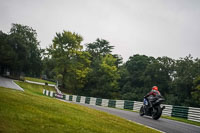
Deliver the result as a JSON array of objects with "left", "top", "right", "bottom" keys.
[{"left": 139, "top": 106, "right": 144, "bottom": 116}]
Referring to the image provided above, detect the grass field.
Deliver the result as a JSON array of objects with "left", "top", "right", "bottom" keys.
[
  {"left": 25, "top": 77, "right": 56, "bottom": 85},
  {"left": 162, "top": 116, "right": 200, "bottom": 127},
  {"left": 19, "top": 77, "right": 200, "bottom": 128},
  {"left": 0, "top": 82, "right": 159, "bottom": 133},
  {"left": 15, "top": 81, "right": 55, "bottom": 95}
]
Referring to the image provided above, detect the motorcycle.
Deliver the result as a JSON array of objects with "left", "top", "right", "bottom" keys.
[{"left": 139, "top": 95, "right": 165, "bottom": 120}]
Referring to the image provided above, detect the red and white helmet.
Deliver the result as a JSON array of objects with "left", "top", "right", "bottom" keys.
[{"left": 152, "top": 86, "right": 158, "bottom": 91}]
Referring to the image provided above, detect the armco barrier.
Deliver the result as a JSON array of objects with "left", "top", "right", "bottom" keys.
[
  {"left": 102, "top": 99, "right": 109, "bottom": 107},
  {"left": 90, "top": 97, "right": 97, "bottom": 105},
  {"left": 162, "top": 104, "right": 173, "bottom": 116},
  {"left": 188, "top": 107, "right": 200, "bottom": 122},
  {"left": 108, "top": 99, "right": 116, "bottom": 108},
  {"left": 85, "top": 97, "right": 90, "bottom": 104},
  {"left": 133, "top": 101, "right": 143, "bottom": 111},
  {"left": 172, "top": 106, "right": 189, "bottom": 119},
  {"left": 80, "top": 96, "right": 86, "bottom": 104},
  {"left": 76, "top": 96, "right": 81, "bottom": 102},
  {"left": 43, "top": 89, "right": 200, "bottom": 122},
  {"left": 25, "top": 80, "right": 62, "bottom": 94},
  {"left": 124, "top": 100, "right": 134, "bottom": 110},
  {"left": 72, "top": 95, "right": 77, "bottom": 102},
  {"left": 96, "top": 98, "right": 102, "bottom": 106},
  {"left": 115, "top": 100, "right": 124, "bottom": 109}
]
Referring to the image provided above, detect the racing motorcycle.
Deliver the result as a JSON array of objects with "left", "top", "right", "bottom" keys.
[{"left": 139, "top": 95, "right": 165, "bottom": 120}]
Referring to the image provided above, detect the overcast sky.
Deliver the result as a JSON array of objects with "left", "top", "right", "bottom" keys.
[{"left": 1, "top": 0, "right": 200, "bottom": 62}]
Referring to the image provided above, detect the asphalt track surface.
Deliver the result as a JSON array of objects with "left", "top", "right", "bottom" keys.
[
  {"left": 61, "top": 100, "right": 200, "bottom": 133},
  {"left": 0, "top": 76, "right": 23, "bottom": 91}
]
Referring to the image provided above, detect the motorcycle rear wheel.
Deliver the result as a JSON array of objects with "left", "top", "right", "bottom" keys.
[{"left": 152, "top": 106, "right": 162, "bottom": 120}]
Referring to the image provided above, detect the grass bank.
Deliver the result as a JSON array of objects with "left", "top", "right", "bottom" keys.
[
  {"left": 25, "top": 77, "right": 56, "bottom": 85},
  {"left": 0, "top": 82, "right": 159, "bottom": 133},
  {"left": 162, "top": 116, "right": 200, "bottom": 127},
  {"left": 118, "top": 108, "right": 200, "bottom": 127},
  {"left": 16, "top": 81, "right": 55, "bottom": 96},
  {"left": 21, "top": 77, "right": 200, "bottom": 128}
]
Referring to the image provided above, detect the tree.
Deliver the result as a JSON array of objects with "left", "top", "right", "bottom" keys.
[
  {"left": 125, "top": 54, "right": 152, "bottom": 88},
  {"left": 0, "top": 31, "right": 17, "bottom": 74},
  {"left": 86, "top": 55, "right": 120, "bottom": 98},
  {"left": 191, "top": 76, "right": 200, "bottom": 107},
  {"left": 119, "top": 55, "right": 175, "bottom": 101},
  {"left": 143, "top": 56, "right": 174, "bottom": 95},
  {"left": 10, "top": 23, "right": 42, "bottom": 76},
  {"left": 119, "top": 55, "right": 152, "bottom": 100},
  {"left": 84, "top": 39, "right": 120, "bottom": 98},
  {"left": 48, "top": 31, "right": 91, "bottom": 93},
  {"left": 0, "top": 24, "right": 42, "bottom": 77},
  {"left": 171, "top": 55, "right": 196, "bottom": 106},
  {"left": 86, "top": 38, "right": 114, "bottom": 58},
  {"left": 41, "top": 56, "right": 56, "bottom": 80}
]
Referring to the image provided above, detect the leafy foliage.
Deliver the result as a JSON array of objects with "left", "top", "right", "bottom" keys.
[
  {"left": 118, "top": 54, "right": 200, "bottom": 107},
  {"left": 46, "top": 31, "right": 91, "bottom": 93},
  {"left": 84, "top": 39, "right": 120, "bottom": 98},
  {"left": 191, "top": 76, "right": 200, "bottom": 106},
  {"left": 1, "top": 23, "right": 200, "bottom": 107},
  {"left": 0, "top": 24, "right": 42, "bottom": 77}
]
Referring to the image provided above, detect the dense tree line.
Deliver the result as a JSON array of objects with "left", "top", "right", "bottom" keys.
[
  {"left": 1, "top": 24, "right": 200, "bottom": 107},
  {"left": 119, "top": 55, "right": 200, "bottom": 107},
  {"left": 0, "top": 24, "right": 42, "bottom": 77}
]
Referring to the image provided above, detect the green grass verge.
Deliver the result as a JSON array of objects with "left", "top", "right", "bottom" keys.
[
  {"left": 162, "top": 116, "right": 200, "bottom": 127},
  {"left": 15, "top": 81, "right": 55, "bottom": 96},
  {"left": 118, "top": 108, "right": 200, "bottom": 127},
  {"left": 20, "top": 79, "right": 200, "bottom": 128},
  {"left": 25, "top": 77, "right": 56, "bottom": 85},
  {"left": 0, "top": 82, "right": 160, "bottom": 133}
]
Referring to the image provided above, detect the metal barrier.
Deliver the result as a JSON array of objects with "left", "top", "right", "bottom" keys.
[
  {"left": 188, "top": 107, "right": 200, "bottom": 122},
  {"left": 124, "top": 100, "right": 134, "bottom": 110},
  {"left": 172, "top": 106, "right": 189, "bottom": 119},
  {"left": 43, "top": 89, "right": 200, "bottom": 122}
]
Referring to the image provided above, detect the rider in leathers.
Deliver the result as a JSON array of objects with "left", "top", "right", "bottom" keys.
[{"left": 144, "top": 86, "right": 161, "bottom": 109}]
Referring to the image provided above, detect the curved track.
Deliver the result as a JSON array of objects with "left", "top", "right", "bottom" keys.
[
  {"left": 1, "top": 77, "right": 199, "bottom": 133},
  {"left": 67, "top": 101, "right": 200, "bottom": 133},
  {"left": 0, "top": 76, "right": 23, "bottom": 91}
]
